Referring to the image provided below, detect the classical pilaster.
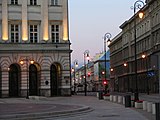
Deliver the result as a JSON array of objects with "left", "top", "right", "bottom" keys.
[
  {"left": 22, "top": 0, "right": 28, "bottom": 41},
  {"left": 2, "top": 0, "right": 8, "bottom": 41},
  {"left": 62, "top": 0, "right": 69, "bottom": 41},
  {"left": 41, "top": 0, "right": 49, "bottom": 41}
]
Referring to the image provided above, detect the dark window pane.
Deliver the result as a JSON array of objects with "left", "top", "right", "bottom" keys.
[
  {"left": 34, "top": 0, "right": 37, "bottom": 5},
  {"left": 15, "top": 25, "right": 18, "bottom": 31},
  {"left": 11, "top": 39, "right": 14, "bottom": 43},
  {"left": 56, "top": 25, "right": 59, "bottom": 31},
  {"left": 30, "top": 40, "right": 33, "bottom": 43},
  {"left": 35, "top": 40, "right": 37, "bottom": 43},
  {"left": 30, "top": 25, "right": 33, "bottom": 32},
  {"left": 52, "top": 25, "right": 55, "bottom": 31},
  {"left": 15, "top": 0, "right": 18, "bottom": 4},
  {"left": 35, "top": 33, "right": 37, "bottom": 37},
  {"left": 30, "top": 0, "right": 33, "bottom": 5},
  {"left": 11, "top": 0, "right": 14, "bottom": 4},
  {"left": 11, "top": 25, "right": 14, "bottom": 31},
  {"left": 30, "top": 33, "right": 33, "bottom": 37},
  {"left": 34, "top": 36, "right": 37, "bottom": 40},
  {"left": 34, "top": 27, "right": 37, "bottom": 32},
  {"left": 11, "top": 33, "right": 14, "bottom": 38}
]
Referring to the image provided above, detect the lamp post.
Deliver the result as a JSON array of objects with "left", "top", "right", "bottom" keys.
[
  {"left": 123, "top": 62, "right": 129, "bottom": 92},
  {"left": 73, "top": 59, "right": 78, "bottom": 94},
  {"left": 133, "top": 0, "right": 145, "bottom": 101},
  {"left": 84, "top": 50, "right": 90, "bottom": 96},
  {"left": 20, "top": 58, "right": 34, "bottom": 99},
  {"left": 142, "top": 54, "right": 149, "bottom": 95},
  {"left": 104, "top": 33, "right": 112, "bottom": 93}
]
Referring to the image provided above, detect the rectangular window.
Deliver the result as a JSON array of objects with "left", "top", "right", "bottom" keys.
[
  {"left": 11, "top": 0, "right": 18, "bottom": 5},
  {"left": 51, "top": 0, "right": 58, "bottom": 5},
  {"left": 51, "top": 25, "right": 60, "bottom": 43},
  {"left": 30, "top": 0, "right": 37, "bottom": 5},
  {"left": 11, "top": 24, "right": 19, "bottom": 43},
  {"left": 30, "top": 25, "right": 38, "bottom": 43}
]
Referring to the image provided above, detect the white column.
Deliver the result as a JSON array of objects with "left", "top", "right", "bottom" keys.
[
  {"left": 22, "top": 0, "right": 28, "bottom": 41},
  {"left": 41, "top": 0, "right": 49, "bottom": 41},
  {"left": 2, "top": 0, "right": 8, "bottom": 41},
  {"left": 62, "top": 0, "right": 69, "bottom": 41}
]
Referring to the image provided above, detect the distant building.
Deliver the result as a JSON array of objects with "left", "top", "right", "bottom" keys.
[
  {"left": 0, "top": 0, "right": 71, "bottom": 97},
  {"left": 94, "top": 51, "right": 110, "bottom": 91},
  {"left": 74, "top": 51, "right": 110, "bottom": 92}
]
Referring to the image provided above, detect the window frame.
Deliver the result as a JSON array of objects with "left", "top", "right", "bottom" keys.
[
  {"left": 11, "top": 0, "right": 18, "bottom": 5},
  {"left": 10, "top": 24, "right": 20, "bottom": 43},
  {"left": 51, "top": 0, "right": 58, "bottom": 6},
  {"left": 29, "top": 25, "right": 39, "bottom": 43},
  {"left": 30, "top": 0, "right": 37, "bottom": 5},
  {"left": 51, "top": 25, "right": 60, "bottom": 43}
]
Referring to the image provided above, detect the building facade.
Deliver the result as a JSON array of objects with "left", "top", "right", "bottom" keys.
[
  {"left": 109, "top": 0, "right": 160, "bottom": 94},
  {"left": 0, "top": 0, "right": 71, "bottom": 97},
  {"left": 73, "top": 51, "right": 110, "bottom": 92},
  {"left": 93, "top": 51, "right": 110, "bottom": 91}
]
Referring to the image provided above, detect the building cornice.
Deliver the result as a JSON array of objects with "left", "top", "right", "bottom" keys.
[{"left": 0, "top": 43, "right": 71, "bottom": 52}]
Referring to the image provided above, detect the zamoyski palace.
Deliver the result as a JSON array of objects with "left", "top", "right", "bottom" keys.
[{"left": 0, "top": 0, "right": 71, "bottom": 97}]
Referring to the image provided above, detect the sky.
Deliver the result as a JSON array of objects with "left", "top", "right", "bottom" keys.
[{"left": 69, "top": 0, "right": 145, "bottom": 65}]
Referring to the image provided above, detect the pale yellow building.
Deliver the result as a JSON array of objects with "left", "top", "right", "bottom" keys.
[{"left": 0, "top": 0, "right": 71, "bottom": 97}]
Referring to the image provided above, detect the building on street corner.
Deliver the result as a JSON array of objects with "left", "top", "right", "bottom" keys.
[{"left": 0, "top": 0, "right": 71, "bottom": 98}]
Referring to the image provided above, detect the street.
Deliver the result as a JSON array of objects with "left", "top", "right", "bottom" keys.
[
  {"left": 0, "top": 95, "right": 153, "bottom": 120},
  {"left": 38, "top": 95, "right": 149, "bottom": 120}
]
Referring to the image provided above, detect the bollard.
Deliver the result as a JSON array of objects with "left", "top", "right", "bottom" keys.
[
  {"left": 155, "top": 103, "right": 160, "bottom": 120},
  {"left": 125, "top": 95, "right": 131, "bottom": 107},
  {"left": 143, "top": 101, "right": 147, "bottom": 111},
  {"left": 147, "top": 102, "right": 152, "bottom": 113},
  {"left": 110, "top": 95, "right": 113, "bottom": 101},
  {"left": 98, "top": 91, "right": 103, "bottom": 100}
]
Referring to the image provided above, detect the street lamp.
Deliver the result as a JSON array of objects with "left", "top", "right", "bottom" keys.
[
  {"left": 73, "top": 59, "right": 78, "bottom": 94},
  {"left": 142, "top": 54, "right": 149, "bottom": 95},
  {"left": 110, "top": 68, "right": 116, "bottom": 92},
  {"left": 104, "top": 33, "right": 112, "bottom": 93},
  {"left": 124, "top": 63, "right": 127, "bottom": 67},
  {"left": 20, "top": 58, "right": 34, "bottom": 99},
  {"left": 123, "top": 62, "right": 130, "bottom": 92},
  {"left": 133, "top": 0, "right": 145, "bottom": 101},
  {"left": 84, "top": 50, "right": 90, "bottom": 96}
]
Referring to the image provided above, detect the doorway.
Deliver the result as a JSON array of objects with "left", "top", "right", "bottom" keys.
[
  {"left": 9, "top": 64, "right": 20, "bottom": 97},
  {"left": 50, "top": 63, "right": 61, "bottom": 96},
  {"left": 29, "top": 64, "right": 39, "bottom": 96}
]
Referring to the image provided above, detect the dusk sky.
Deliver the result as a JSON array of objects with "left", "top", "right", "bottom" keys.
[{"left": 69, "top": 0, "right": 145, "bottom": 64}]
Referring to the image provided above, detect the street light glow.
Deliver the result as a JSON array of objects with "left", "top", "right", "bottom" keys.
[
  {"left": 110, "top": 68, "right": 114, "bottom": 72},
  {"left": 142, "top": 54, "right": 146, "bottom": 59},
  {"left": 20, "top": 60, "right": 24, "bottom": 65},
  {"left": 30, "top": 60, "right": 34, "bottom": 64},
  {"left": 124, "top": 63, "right": 127, "bottom": 67},
  {"left": 139, "top": 12, "right": 144, "bottom": 19}
]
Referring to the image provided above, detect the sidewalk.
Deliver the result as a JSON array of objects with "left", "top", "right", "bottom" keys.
[
  {"left": 110, "top": 92, "right": 160, "bottom": 102},
  {"left": 0, "top": 95, "right": 151, "bottom": 120}
]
